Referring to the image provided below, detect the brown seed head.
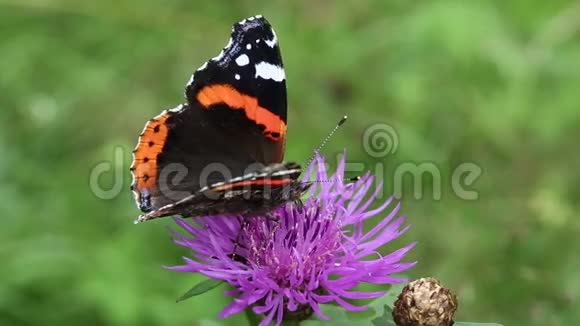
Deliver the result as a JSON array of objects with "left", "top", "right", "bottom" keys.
[{"left": 392, "top": 277, "right": 458, "bottom": 326}]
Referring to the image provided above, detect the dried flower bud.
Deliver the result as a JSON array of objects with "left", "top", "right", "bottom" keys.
[{"left": 392, "top": 277, "right": 458, "bottom": 326}]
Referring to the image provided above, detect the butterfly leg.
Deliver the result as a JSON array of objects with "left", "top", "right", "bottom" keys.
[
  {"left": 229, "top": 217, "right": 248, "bottom": 264},
  {"left": 295, "top": 198, "right": 304, "bottom": 212},
  {"left": 264, "top": 212, "right": 280, "bottom": 223}
]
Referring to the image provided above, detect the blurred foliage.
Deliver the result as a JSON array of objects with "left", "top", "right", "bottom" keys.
[{"left": 1, "top": 0, "right": 580, "bottom": 325}]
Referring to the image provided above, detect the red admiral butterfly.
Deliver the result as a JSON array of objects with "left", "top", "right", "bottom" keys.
[{"left": 130, "top": 15, "right": 309, "bottom": 223}]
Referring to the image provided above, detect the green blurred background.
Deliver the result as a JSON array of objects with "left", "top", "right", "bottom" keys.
[{"left": 2, "top": 0, "right": 580, "bottom": 325}]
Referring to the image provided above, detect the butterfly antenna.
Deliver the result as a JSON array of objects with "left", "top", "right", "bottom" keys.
[
  {"left": 303, "top": 115, "right": 348, "bottom": 172},
  {"left": 307, "top": 176, "right": 360, "bottom": 184}
]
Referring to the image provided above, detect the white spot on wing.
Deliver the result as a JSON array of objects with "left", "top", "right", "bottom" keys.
[
  {"left": 211, "top": 37, "right": 233, "bottom": 62},
  {"left": 169, "top": 104, "right": 185, "bottom": 113},
  {"left": 235, "top": 54, "right": 250, "bottom": 66},
  {"left": 255, "top": 61, "right": 285, "bottom": 81},
  {"left": 265, "top": 29, "right": 278, "bottom": 48},
  {"left": 226, "top": 37, "right": 233, "bottom": 48},
  {"left": 212, "top": 50, "right": 225, "bottom": 62},
  {"left": 197, "top": 61, "right": 208, "bottom": 71},
  {"left": 271, "top": 168, "right": 301, "bottom": 177},
  {"left": 246, "top": 43, "right": 252, "bottom": 50},
  {"left": 186, "top": 74, "right": 194, "bottom": 87},
  {"left": 235, "top": 74, "right": 241, "bottom": 80},
  {"left": 187, "top": 61, "right": 209, "bottom": 86}
]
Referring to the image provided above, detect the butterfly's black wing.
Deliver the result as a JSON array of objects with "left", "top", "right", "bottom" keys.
[{"left": 130, "top": 16, "right": 293, "bottom": 214}]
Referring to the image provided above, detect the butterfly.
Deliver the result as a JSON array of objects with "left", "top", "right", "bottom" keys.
[{"left": 130, "top": 15, "right": 309, "bottom": 223}]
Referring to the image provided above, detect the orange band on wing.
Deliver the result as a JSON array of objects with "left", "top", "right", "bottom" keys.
[
  {"left": 212, "top": 178, "right": 292, "bottom": 192},
  {"left": 131, "top": 112, "right": 171, "bottom": 191},
  {"left": 197, "top": 84, "right": 286, "bottom": 141}
]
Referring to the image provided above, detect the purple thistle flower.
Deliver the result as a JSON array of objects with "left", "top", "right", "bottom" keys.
[{"left": 168, "top": 153, "right": 416, "bottom": 325}]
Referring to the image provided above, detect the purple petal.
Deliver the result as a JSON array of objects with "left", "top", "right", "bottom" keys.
[
  {"left": 219, "top": 300, "right": 248, "bottom": 318},
  {"left": 257, "top": 296, "right": 280, "bottom": 326},
  {"left": 334, "top": 297, "right": 368, "bottom": 312},
  {"left": 276, "top": 298, "right": 284, "bottom": 326},
  {"left": 309, "top": 297, "right": 330, "bottom": 320},
  {"left": 359, "top": 202, "right": 400, "bottom": 243}
]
